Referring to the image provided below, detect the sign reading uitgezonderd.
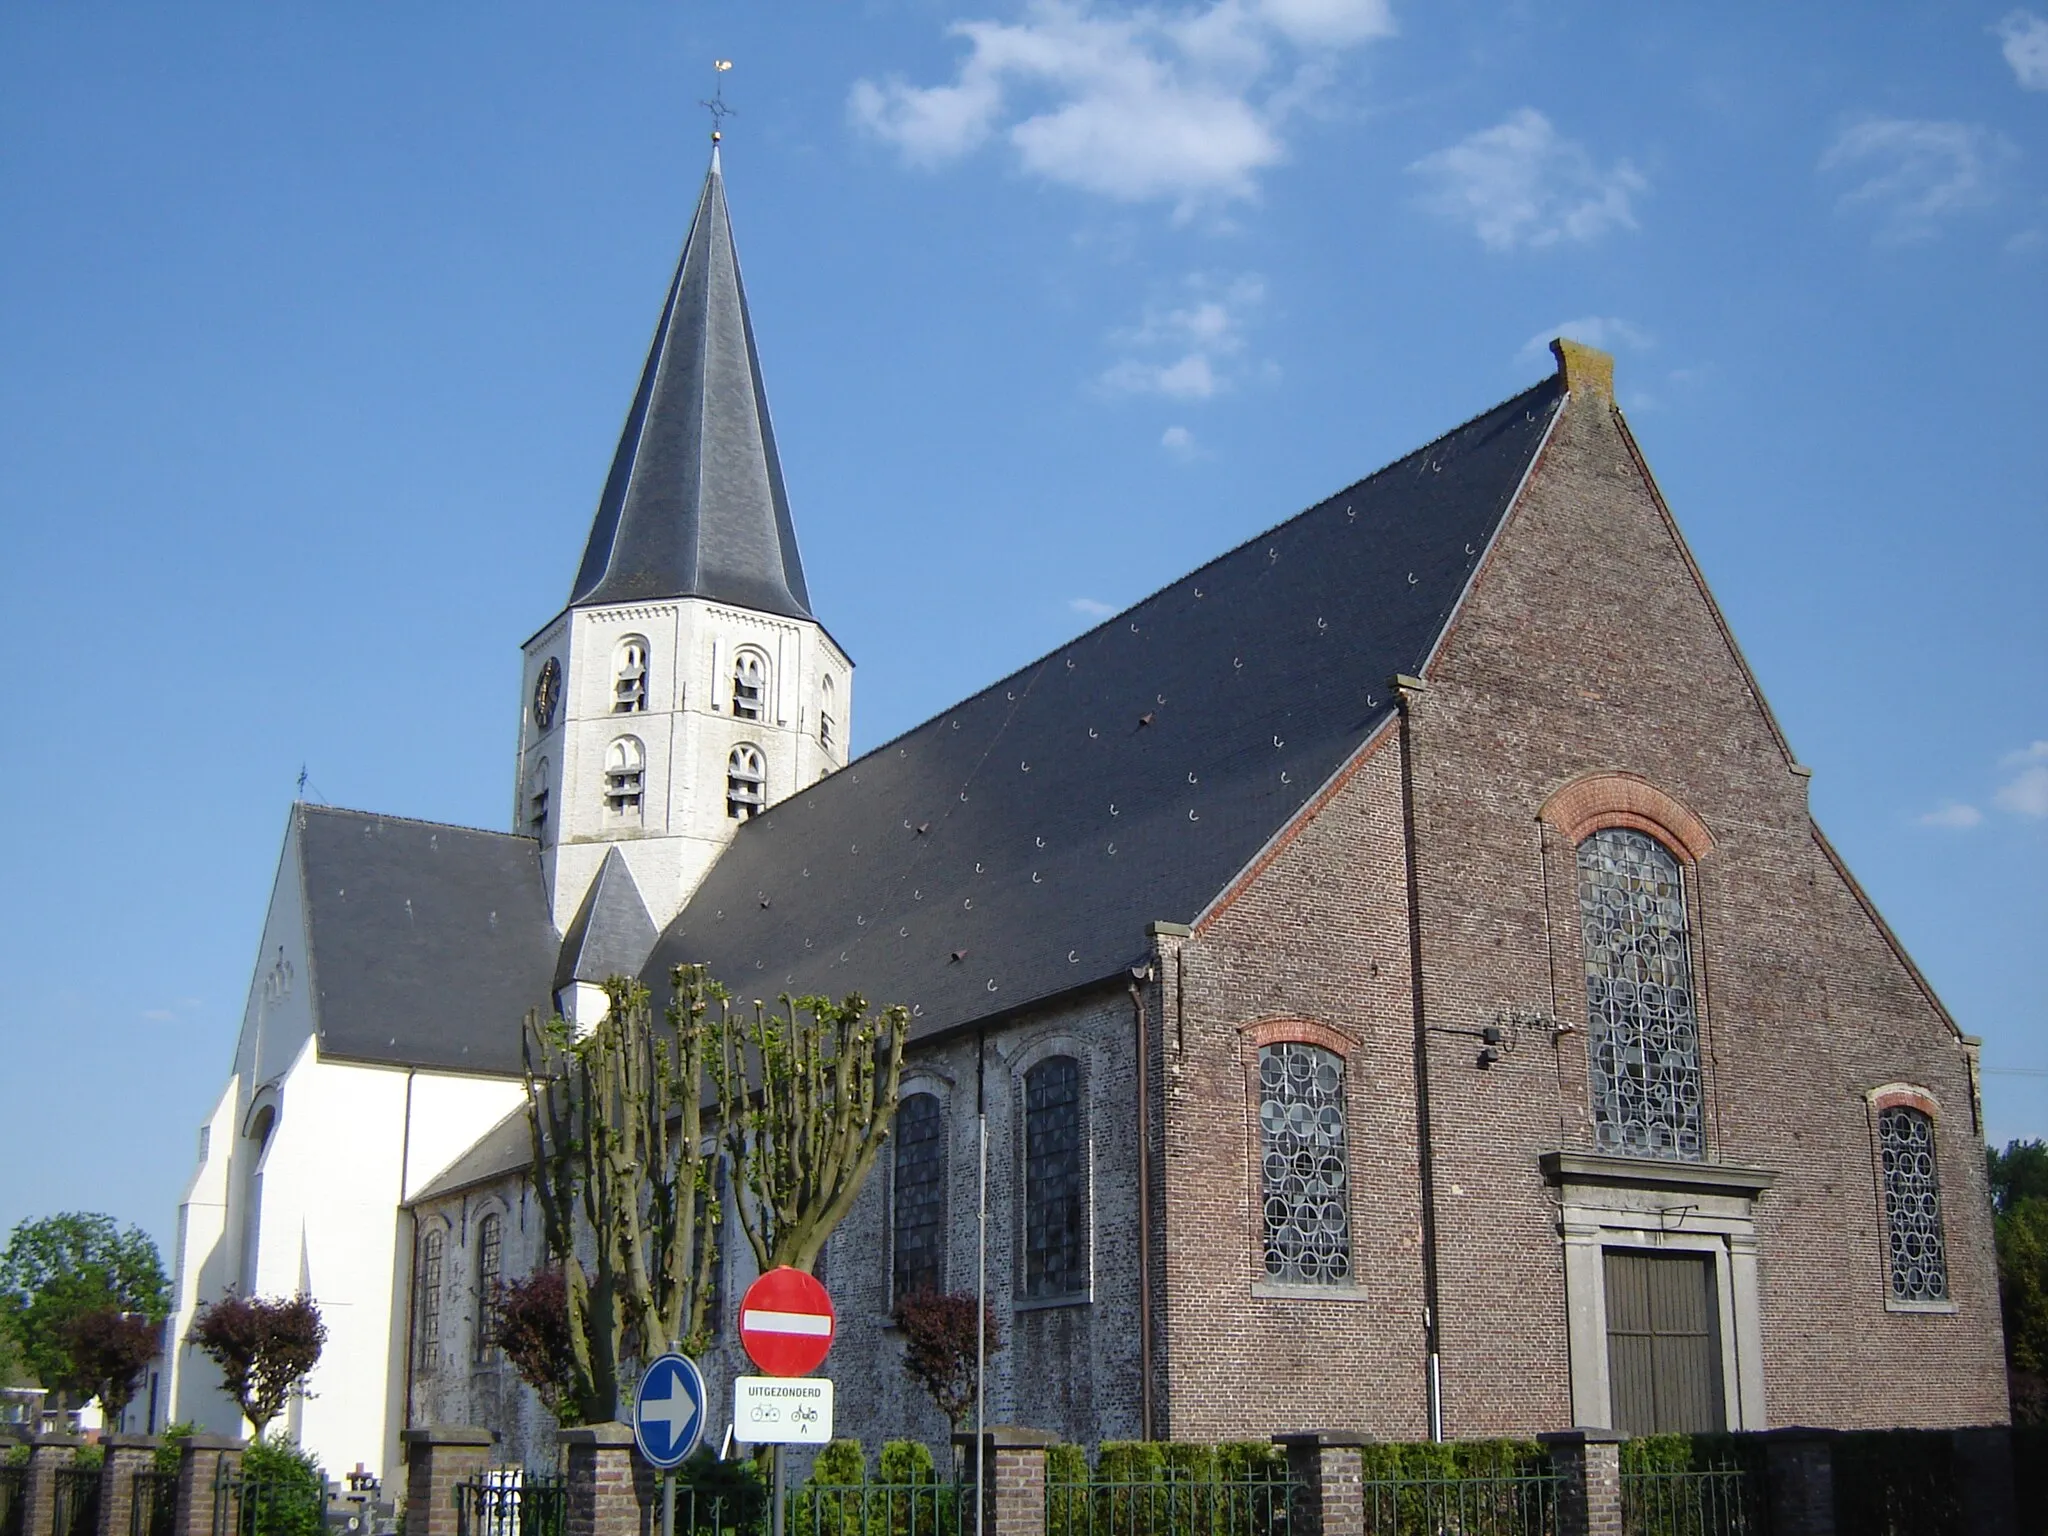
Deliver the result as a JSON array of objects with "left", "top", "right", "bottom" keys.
[{"left": 732, "top": 1375, "right": 834, "bottom": 1445}]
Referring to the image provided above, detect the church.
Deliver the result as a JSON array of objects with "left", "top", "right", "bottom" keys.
[{"left": 165, "top": 149, "right": 2009, "bottom": 1481}]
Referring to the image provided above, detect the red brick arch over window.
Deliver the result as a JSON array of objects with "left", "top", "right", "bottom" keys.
[
  {"left": 1242, "top": 1017, "right": 1360, "bottom": 1055},
  {"left": 1868, "top": 1083, "right": 1941, "bottom": 1120},
  {"left": 1539, "top": 772, "right": 1714, "bottom": 862}
]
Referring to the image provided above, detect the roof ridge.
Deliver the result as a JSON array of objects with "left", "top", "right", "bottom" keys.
[{"left": 294, "top": 800, "right": 541, "bottom": 846}]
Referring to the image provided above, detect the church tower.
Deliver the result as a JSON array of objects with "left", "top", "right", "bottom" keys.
[{"left": 514, "top": 149, "right": 851, "bottom": 935}]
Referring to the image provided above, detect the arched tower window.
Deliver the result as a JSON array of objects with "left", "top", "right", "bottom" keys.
[
  {"left": 604, "top": 737, "right": 645, "bottom": 818},
  {"left": 819, "top": 674, "right": 837, "bottom": 757},
  {"left": 475, "top": 1213, "right": 503, "bottom": 1361},
  {"left": 727, "top": 744, "right": 766, "bottom": 820},
  {"left": 1023, "top": 1056, "right": 1087, "bottom": 1299},
  {"left": 1576, "top": 827, "right": 1703, "bottom": 1161},
  {"left": 1878, "top": 1105, "right": 1948, "bottom": 1303},
  {"left": 528, "top": 758, "right": 550, "bottom": 840},
  {"left": 415, "top": 1227, "right": 443, "bottom": 1370},
  {"left": 732, "top": 651, "right": 768, "bottom": 722},
  {"left": 1258, "top": 1042, "right": 1351, "bottom": 1284},
  {"left": 613, "top": 637, "right": 650, "bottom": 714},
  {"left": 892, "top": 1092, "right": 947, "bottom": 1301}
]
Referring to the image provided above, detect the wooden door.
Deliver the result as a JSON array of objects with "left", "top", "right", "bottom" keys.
[{"left": 1605, "top": 1248, "right": 1725, "bottom": 1434}]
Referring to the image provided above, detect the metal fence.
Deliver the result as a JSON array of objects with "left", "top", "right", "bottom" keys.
[
  {"left": 454, "top": 1474, "right": 568, "bottom": 1536},
  {"left": 0, "top": 1466, "right": 25, "bottom": 1536},
  {"left": 1044, "top": 1473, "right": 1298, "bottom": 1536},
  {"left": 1356, "top": 1469, "right": 1562, "bottom": 1536},
  {"left": 212, "top": 1460, "right": 327, "bottom": 1536},
  {"left": 130, "top": 1472, "right": 178, "bottom": 1536},
  {"left": 796, "top": 1482, "right": 964, "bottom": 1536},
  {"left": 53, "top": 1468, "right": 100, "bottom": 1536},
  {"left": 1619, "top": 1468, "right": 1766, "bottom": 1536}
]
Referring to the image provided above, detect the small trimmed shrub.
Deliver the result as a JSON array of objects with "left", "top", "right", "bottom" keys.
[
  {"left": 878, "top": 1442, "right": 936, "bottom": 1485},
  {"left": 154, "top": 1423, "right": 198, "bottom": 1477},
  {"left": 236, "top": 1437, "right": 326, "bottom": 1536},
  {"left": 811, "top": 1439, "right": 867, "bottom": 1486}
]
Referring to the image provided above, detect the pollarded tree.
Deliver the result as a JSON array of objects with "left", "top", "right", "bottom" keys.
[
  {"left": 187, "top": 1292, "right": 326, "bottom": 1438},
  {"left": 708, "top": 982, "right": 908, "bottom": 1275},
  {"left": 892, "top": 1289, "right": 1003, "bottom": 1435},
  {"left": 61, "top": 1309, "right": 161, "bottom": 1428},
  {"left": 523, "top": 971, "right": 723, "bottom": 1424}
]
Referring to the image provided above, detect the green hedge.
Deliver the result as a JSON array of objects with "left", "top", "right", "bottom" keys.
[
  {"left": 1832, "top": 1430, "right": 1963, "bottom": 1536},
  {"left": 1353, "top": 1440, "right": 1547, "bottom": 1481}
]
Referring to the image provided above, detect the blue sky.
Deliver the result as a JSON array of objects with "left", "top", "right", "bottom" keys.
[{"left": 1, "top": 2, "right": 2042, "bottom": 1255}]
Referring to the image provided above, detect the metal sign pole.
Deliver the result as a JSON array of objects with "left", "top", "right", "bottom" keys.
[
  {"left": 773, "top": 1447, "right": 786, "bottom": 1536},
  {"left": 662, "top": 1471, "right": 676, "bottom": 1536}
]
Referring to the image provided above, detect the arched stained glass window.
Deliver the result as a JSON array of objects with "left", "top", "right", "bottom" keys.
[
  {"left": 1879, "top": 1106, "right": 1948, "bottom": 1302},
  {"left": 1258, "top": 1043, "right": 1351, "bottom": 1284},
  {"left": 892, "top": 1092, "right": 946, "bottom": 1301},
  {"left": 1023, "top": 1056, "right": 1086, "bottom": 1300},
  {"left": 1577, "top": 827, "right": 1703, "bottom": 1161},
  {"left": 475, "top": 1213, "right": 502, "bottom": 1361},
  {"left": 415, "top": 1228, "right": 443, "bottom": 1369}
]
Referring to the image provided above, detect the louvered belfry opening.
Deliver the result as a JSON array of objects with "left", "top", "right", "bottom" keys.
[{"left": 1604, "top": 1248, "right": 1725, "bottom": 1434}]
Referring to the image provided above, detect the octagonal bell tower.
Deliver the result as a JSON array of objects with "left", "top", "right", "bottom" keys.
[{"left": 515, "top": 148, "right": 851, "bottom": 932}]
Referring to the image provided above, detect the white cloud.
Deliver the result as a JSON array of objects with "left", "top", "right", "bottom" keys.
[
  {"left": 1820, "top": 118, "right": 2014, "bottom": 241},
  {"left": 1410, "top": 109, "right": 1646, "bottom": 252},
  {"left": 1516, "top": 316, "right": 1653, "bottom": 363},
  {"left": 1160, "top": 424, "right": 1199, "bottom": 455},
  {"left": 1100, "top": 272, "right": 1264, "bottom": 398},
  {"left": 1996, "top": 11, "right": 2048, "bottom": 89},
  {"left": 1994, "top": 741, "right": 2048, "bottom": 817},
  {"left": 1068, "top": 596, "right": 1117, "bottom": 616},
  {"left": 1918, "top": 802, "right": 1984, "bottom": 830},
  {"left": 849, "top": 0, "right": 1394, "bottom": 211}
]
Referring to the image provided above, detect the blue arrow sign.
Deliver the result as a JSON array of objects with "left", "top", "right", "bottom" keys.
[{"left": 632, "top": 1353, "right": 708, "bottom": 1469}]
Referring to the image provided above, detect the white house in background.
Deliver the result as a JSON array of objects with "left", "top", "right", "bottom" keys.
[{"left": 165, "top": 148, "right": 848, "bottom": 1482}]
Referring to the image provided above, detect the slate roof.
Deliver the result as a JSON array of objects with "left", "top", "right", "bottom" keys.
[
  {"left": 646, "top": 374, "right": 1565, "bottom": 1037},
  {"left": 554, "top": 846, "right": 659, "bottom": 993},
  {"left": 568, "top": 150, "right": 813, "bottom": 620},
  {"left": 297, "top": 805, "right": 557, "bottom": 1075}
]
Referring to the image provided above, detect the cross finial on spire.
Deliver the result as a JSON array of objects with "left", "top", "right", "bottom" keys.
[{"left": 701, "top": 59, "right": 736, "bottom": 145}]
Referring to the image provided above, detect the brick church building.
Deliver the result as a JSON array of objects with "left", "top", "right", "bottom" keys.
[{"left": 172, "top": 149, "right": 2007, "bottom": 1481}]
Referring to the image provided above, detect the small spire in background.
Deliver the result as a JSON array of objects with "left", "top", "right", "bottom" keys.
[{"left": 702, "top": 59, "right": 736, "bottom": 147}]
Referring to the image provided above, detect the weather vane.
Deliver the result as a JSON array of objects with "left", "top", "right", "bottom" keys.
[{"left": 701, "top": 59, "right": 736, "bottom": 143}]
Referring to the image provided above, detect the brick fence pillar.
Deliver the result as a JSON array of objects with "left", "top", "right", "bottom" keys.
[
  {"left": 172, "top": 1435, "right": 245, "bottom": 1536},
  {"left": 26, "top": 1435, "right": 84, "bottom": 1536},
  {"left": 951, "top": 1426, "right": 1057, "bottom": 1536},
  {"left": 1539, "top": 1428, "right": 1624, "bottom": 1536},
  {"left": 560, "top": 1424, "right": 653, "bottom": 1536},
  {"left": 1760, "top": 1428, "right": 1835, "bottom": 1536},
  {"left": 401, "top": 1428, "right": 495, "bottom": 1536},
  {"left": 97, "top": 1434, "right": 161, "bottom": 1536},
  {"left": 1273, "top": 1431, "right": 1369, "bottom": 1536},
  {"left": 1951, "top": 1426, "right": 2016, "bottom": 1536}
]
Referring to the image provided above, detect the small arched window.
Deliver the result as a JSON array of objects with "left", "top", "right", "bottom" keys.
[
  {"left": 819, "top": 675, "right": 838, "bottom": 757},
  {"left": 475, "top": 1213, "right": 503, "bottom": 1361},
  {"left": 892, "top": 1092, "right": 947, "bottom": 1301},
  {"left": 528, "top": 758, "right": 550, "bottom": 840},
  {"left": 727, "top": 745, "right": 766, "bottom": 820},
  {"left": 1023, "top": 1056, "right": 1087, "bottom": 1300},
  {"left": 604, "top": 737, "right": 645, "bottom": 817},
  {"left": 732, "top": 651, "right": 768, "bottom": 722},
  {"left": 1879, "top": 1106, "right": 1948, "bottom": 1303},
  {"left": 415, "top": 1228, "right": 443, "bottom": 1369},
  {"left": 1258, "top": 1042, "right": 1351, "bottom": 1284},
  {"left": 613, "top": 637, "right": 650, "bottom": 714},
  {"left": 1577, "top": 827, "right": 1703, "bottom": 1161}
]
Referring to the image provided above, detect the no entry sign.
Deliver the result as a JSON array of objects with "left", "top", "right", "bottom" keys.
[{"left": 738, "top": 1266, "right": 835, "bottom": 1377}]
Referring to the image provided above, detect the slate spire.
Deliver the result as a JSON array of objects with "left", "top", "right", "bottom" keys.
[{"left": 569, "top": 149, "right": 813, "bottom": 618}]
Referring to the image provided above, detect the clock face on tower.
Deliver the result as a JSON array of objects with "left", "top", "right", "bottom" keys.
[{"left": 533, "top": 657, "right": 562, "bottom": 731}]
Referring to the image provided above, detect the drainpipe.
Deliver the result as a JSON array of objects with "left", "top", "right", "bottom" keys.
[
  {"left": 1393, "top": 675, "right": 1445, "bottom": 1442},
  {"left": 1128, "top": 964, "right": 1156, "bottom": 1441}
]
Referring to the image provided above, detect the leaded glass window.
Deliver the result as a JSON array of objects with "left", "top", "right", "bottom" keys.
[
  {"left": 892, "top": 1092, "right": 947, "bottom": 1301},
  {"left": 416, "top": 1228, "right": 443, "bottom": 1369},
  {"left": 1258, "top": 1043, "right": 1352, "bottom": 1284},
  {"left": 1879, "top": 1106, "right": 1948, "bottom": 1302},
  {"left": 1577, "top": 828, "right": 1704, "bottom": 1161},
  {"left": 1023, "top": 1057, "right": 1086, "bottom": 1299},
  {"left": 475, "top": 1213, "right": 502, "bottom": 1361}
]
